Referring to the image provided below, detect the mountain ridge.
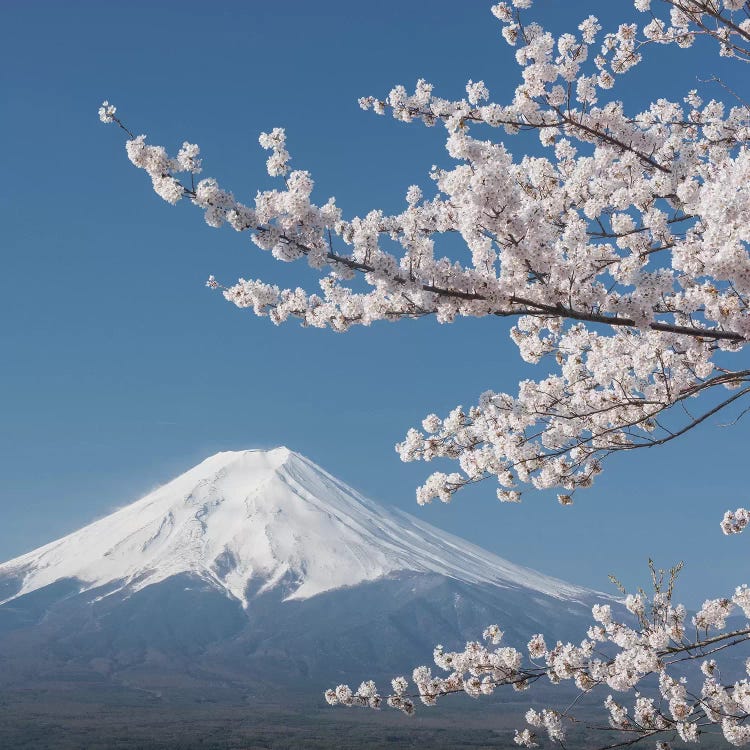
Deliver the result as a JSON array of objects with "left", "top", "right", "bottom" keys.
[{"left": 0, "top": 447, "right": 600, "bottom": 608}]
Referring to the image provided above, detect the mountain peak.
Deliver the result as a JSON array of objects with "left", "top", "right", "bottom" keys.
[
  {"left": 193, "top": 445, "right": 295, "bottom": 471},
  {"left": 0, "top": 450, "right": 600, "bottom": 609}
]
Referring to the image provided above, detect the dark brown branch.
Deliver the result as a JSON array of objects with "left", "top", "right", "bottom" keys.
[{"left": 275, "top": 231, "right": 745, "bottom": 343}]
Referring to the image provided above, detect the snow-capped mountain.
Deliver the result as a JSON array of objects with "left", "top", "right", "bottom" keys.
[
  {"left": 0, "top": 448, "right": 611, "bottom": 694},
  {"left": 0, "top": 447, "right": 596, "bottom": 608}
]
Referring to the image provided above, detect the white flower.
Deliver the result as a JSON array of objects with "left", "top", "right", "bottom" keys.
[
  {"left": 514, "top": 728, "right": 538, "bottom": 747},
  {"left": 98, "top": 100, "right": 116, "bottom": 123},
  {"left": 694, "top": 598, "right": 733, "bottom": 630},
  {"left": 527, "top": 633, "right": 547, "bottom": 659},
  {"left": 466, "top": 80, "right": 490, "bottom": 105},
  {"left": 721, "top": 508, "right": 750, "bottom": 535}
]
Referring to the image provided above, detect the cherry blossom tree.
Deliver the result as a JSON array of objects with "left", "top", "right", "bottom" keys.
[{"left": 101, "top": 0, "right": 750, "bottom": 745}]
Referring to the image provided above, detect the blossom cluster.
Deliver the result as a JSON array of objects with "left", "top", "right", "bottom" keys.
[
  {"left": 722, "top": 508, "right": 750, "bottom": 536},
  {"left": 100, "top": 0, "right": 750, "bottom": 509}
]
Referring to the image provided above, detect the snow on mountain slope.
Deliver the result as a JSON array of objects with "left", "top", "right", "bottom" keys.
[{"left": 0, "top": 448, "right": 598, "bottom": 607}]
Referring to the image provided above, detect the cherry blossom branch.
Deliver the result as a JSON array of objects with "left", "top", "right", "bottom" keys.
[
  {"left": 100, "top": 0, "right": 750, "bottom": 507},
  {"left": 326, "top": 570, "right": 750, "bottom": 749}
]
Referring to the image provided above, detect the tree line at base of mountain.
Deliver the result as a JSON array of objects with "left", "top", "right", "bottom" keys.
[
  {"left": 0, "top": 681, "right": 739, "bottom": 750},
  {"left": 0, "top": 686, "right": 516, "bottom": 749}
]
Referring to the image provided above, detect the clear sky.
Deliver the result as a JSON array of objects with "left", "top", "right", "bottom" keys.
[{"left": 2, "top": 0, "right": 747, "bottom": 608}]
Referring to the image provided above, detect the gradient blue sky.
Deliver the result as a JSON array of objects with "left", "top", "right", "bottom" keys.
[{"left": 2, "top": 0, "right": 747, "bottom": 607}]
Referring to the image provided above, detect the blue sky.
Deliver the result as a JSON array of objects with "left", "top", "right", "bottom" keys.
[{"left": 2, "top": 0, "right": 747, "bottom": 608}]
